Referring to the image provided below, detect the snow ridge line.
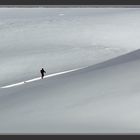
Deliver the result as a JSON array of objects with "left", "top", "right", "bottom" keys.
[{"left": 1, "top": 67, "right": 85, "bottom": 89}]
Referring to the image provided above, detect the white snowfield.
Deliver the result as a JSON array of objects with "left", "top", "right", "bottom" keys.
[
  {"left": 1, "top": 7, "right": 140, "bottom": 87},
  {"left": 1, "top": 8, "right": 140, "bottom": 133}
]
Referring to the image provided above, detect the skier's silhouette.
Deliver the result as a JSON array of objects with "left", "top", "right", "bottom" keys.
[{"left": 40, "top": 68, "right": 46, "bottom": 79}]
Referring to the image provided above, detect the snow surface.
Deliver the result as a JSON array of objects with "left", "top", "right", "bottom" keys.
[
  {"left": 1, "top": 8, "right": 140, "bottom": 86},
  {"left": 1, "top": 8, "right": 140, "bottom": 133}
]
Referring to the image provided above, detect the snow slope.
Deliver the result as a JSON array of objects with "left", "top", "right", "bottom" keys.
[
  {"left": 1, "top": 8, "right": 140, "bottom": 86},
  {"left": 1, "top": 49, "right": 140, "bottom": 133},
  {"left": 1, "top": 67, "right": 84, "bottom": 88}
]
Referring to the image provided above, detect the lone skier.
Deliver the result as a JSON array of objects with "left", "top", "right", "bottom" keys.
[{"left": 40, "top": 68, "right": 46, "bottom": 79}]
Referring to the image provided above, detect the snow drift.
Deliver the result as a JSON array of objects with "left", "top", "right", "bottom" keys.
[{"left": 1, "top": 48, "right": 140, "bottom": 133}]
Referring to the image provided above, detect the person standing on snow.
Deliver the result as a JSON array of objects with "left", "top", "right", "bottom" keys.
[{"left": 40, "top": 68, "right": 46, "bottom": 79}]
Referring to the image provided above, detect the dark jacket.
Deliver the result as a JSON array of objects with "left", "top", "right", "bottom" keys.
[{"left": 40, "top": 68, "right": 46, "bottom": 75}]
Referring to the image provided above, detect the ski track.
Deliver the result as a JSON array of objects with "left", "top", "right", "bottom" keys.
[{"left": 1, "top": 67, "right": 85, "bottom": 89}]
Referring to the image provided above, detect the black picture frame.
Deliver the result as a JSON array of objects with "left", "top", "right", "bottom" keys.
[
  {"left": 0, "top": 0, "right": 140, "bottom": 140},
  {"left": 0, "top": 0, "right": 140, "bottom": 5}
]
